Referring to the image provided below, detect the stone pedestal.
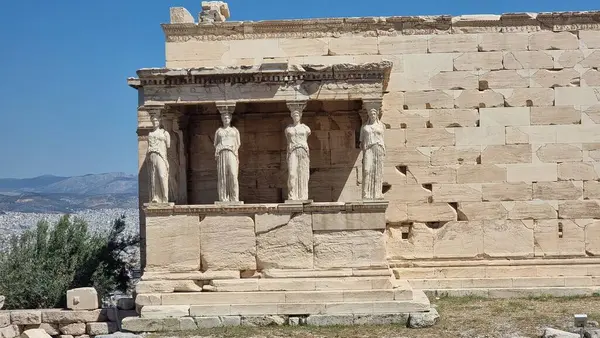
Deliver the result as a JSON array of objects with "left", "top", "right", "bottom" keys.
[{"left": 130, "top": 201, "right": 432, "bottom": 331}]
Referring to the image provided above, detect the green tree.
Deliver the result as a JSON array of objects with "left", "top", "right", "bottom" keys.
[{"left": 0, "top": 215, "right": 139, "bottom": 309}]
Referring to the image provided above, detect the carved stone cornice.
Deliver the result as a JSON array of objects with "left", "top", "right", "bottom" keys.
[{"left": 160, "top": 11, "right": 600, "bottom": 41}]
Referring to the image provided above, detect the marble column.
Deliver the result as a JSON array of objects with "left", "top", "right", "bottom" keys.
[
  {"left": 285, "top": 100, "right": 311, "bottom": 201},
  {"left": 359, "top": 99, "right": 385, "bottom": 200},
  {"left": 214, "top": 101, "right": 241, "bottom": 203}
]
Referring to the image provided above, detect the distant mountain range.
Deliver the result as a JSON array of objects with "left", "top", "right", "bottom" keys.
[{"left": 0, "top": 173, "right": 138, "bottom": 213}]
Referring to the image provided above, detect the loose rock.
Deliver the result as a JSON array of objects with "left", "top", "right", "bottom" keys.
[
  {"left": 542, "top": 328, "right": 579, "bottom": 338},
  {"left": 20, "top": 329, "right": 51, "bottom": 338},
  {"left": 408, "top": 308, "right": 440, "bottom": 328}
]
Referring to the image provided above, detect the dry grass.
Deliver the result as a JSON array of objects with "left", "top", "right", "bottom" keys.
[{"left": 150, "top": 294, "right": 600, "bottom": 338}]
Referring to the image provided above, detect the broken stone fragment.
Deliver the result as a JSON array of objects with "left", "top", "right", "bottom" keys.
[{"left": 66, "top": 288, "right": 98, "bottom": 310}]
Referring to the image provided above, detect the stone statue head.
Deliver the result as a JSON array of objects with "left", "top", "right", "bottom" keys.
[
  {"left": 221, "top": 112, "right": 232, "bottom": 127},
  {"left": 291, "top": 110, "right": 302, "bottom": 124},
  {"left": 368, "top": 108, "right": 379, "bottom": 123},
  {"left": 151, "top": 115, "right": 161, "bottom": 130}
]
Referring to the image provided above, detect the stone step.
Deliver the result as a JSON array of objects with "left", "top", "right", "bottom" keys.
[
  {"left": 137, "top": 289, "right": 415, "bottom": 307},
  {"left": 261, "top": 268, "right": 392, "bottom": 278},
  {"left": 407, "top": 276, "right": 600, "bottom": 290},
  {"left": 422, "top": 287, "right": 600, "bottom": 298},
  {"left": 393, "top": 264, "right": 600, "bottom": 279},
  {"left": 139, "top": 290, "right": 430, "bottom": 318},
  {"left": 208, "top": 276, "right": 395, "bottom": 292}
]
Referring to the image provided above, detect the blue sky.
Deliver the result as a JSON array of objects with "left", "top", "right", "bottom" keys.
[{"left": 0, "top": 1, "right": 598, "bottom": 178}]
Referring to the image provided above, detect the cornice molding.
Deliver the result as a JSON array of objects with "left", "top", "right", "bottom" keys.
[{"left": 161, "top": 11, "right": 600, "bottom": 41}]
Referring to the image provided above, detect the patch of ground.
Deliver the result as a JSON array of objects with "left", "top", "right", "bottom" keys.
[{"left": 149, "top": 294, "right": 600, "bottom": 338}]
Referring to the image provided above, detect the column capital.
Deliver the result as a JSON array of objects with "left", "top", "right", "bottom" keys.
[
  {"left": 140, "top": 103, "right": 166, "bottom": 119},
  {"left": 286, "top": 100, "right": 308, "bottom": 114},
  {"left": 362, "top": 98, "right": 383, "bottom": 112},
  {"left": 215, "top": 101, "right": 237, "bottom": 115}
]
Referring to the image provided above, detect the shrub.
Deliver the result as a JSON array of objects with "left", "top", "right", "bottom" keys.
[{"left": 0, "top": 214, "right": 139, "bottom": 309}]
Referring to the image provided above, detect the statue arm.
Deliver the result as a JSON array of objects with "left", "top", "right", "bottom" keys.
[{"left": 235, "top": 128, "right": 241, "bottom": 151}]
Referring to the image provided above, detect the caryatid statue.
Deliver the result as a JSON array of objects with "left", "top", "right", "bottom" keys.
[
  {"left": 214, "top": 103, "right": 240, "bottom": 202},
  {"left": 147, "top": 109, "right": 171, "bottom": 204},
  {"left": 359, "top": 100, "right": 386, "bottom": 200},
  {"left": 285, "top": 101, "right": 311, "bottom": 201}
]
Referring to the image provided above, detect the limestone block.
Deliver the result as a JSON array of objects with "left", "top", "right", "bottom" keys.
[
  {"left": 135, "top": 294, "right": 161, "bottom": 307},
  {"left": 378, "top": 35, "right": 428, "bottom": 54},
  {"left": 430, "top": 71, "right": 478, "bottom": 90},
  {"left": 135, "top": 280, "right": 201, "bottom": 294},
  {"left": 66, "top": 288, "right": 98, "bottom": 310},
  {"left": 407, "top": 203, "right": 457, "bottom": 222},
  {"left": 85, "top": 323, "right": 117, "bottom": 336},
  {"left": 41, "top": 309, "right": 107, "bottom": 324},
  {"left": 503, "top": 51, "right": 554, "bottom": 70},
  {"left": 535, "top": 144, "right": 582, "bottom": 162},
  {"left": 386, "top": 148, "right": 430, "bottom": 165},
  {"left": 20, "top": 329, "right": 51, "bottom": 338},
  {"left": 383, "top": 129, "right": 406, "bottom": 149},
  {"left": 454, "top": 89, "right": 505, "bottom": 109},
  {"left": 505, "top": 201, "right": 558, "bottom": 219},
  {"left": 479, "top": 70, "right": 529, "bottom": 89},
  {"left": 453, "top": 52, "right": 503, "bottom": 71},
  {"left": 506, "top": 163, "right": 558, "bottom": 182},
  {"left": 478, "top": 33, "right": 528, "bottom": 52},
  {"left": 554, "top": 50, "right": 584, "bottom": 68},
  {"left": 146, "top": 215, "right": 200, "bottom": 272},
  {"left": 433, "top": 221, "right": 483, "bottom": 258},
  {"left": 385, "top": 185, "right": 431, "bottom": 203},
  {"left": 404, "top": 91, "right": 454, "bottom": 109},
  {"left": 457, "top": 202, "right": 508, "bottom": 220},
  {"left": 279, "top": 38, "right": 328, "bottom": 57},
  {"left": 228, "top": 39, "right": 285, "bottom": 59},
  {"left": 531, "top": 69, "right": 580, "bottom": 88},
  {"left": 430, "top": 146, "right": 481, "bottom": 165},
  {"left": 257, "top": 214, "right": 313, "bottom": 269},
  {"left": 401, "top": 53, "right": 454, "bottom": 74},
  {"left": 584, "top": 180, "right": 600, "bottom": 199},
  {"left": 555, "top": 87, "right": 600, "bottom": 106},
  {"left": 482, "top": 183, "right": 533, "bottom": 201},
  {"left": 558, "top": 162, "right": 599, "bottom": 180},
  {"left": 10, "top": 311, "right": 41, "bottom": 325},
  {"left": 585, "top": 220, "right": 600, "bottom": 255},
  {"left": 454, "top": 126, "right": 505, "bottom": 145},
  {"left": 480, "top": 107, "right": 530, "bottom": 127},
  {"left": 580, "top": 50, "right": 600, "bottom": 68},
  {"left": 385, "top": 202, "right": 408, "bottom": 223},
  {"left": 432, "top": 184, "right": 482, "bottom": 202},
  {"left": 313, "top": 230, "right": 386, "bottom": 269},
  {"left": 556, "top": 125, "right": 600, "bottom": 143},
  {"left": 506, "top": 126, "right": 557, "bottom": 144},
  {"left": 141, "top": 305, "right": 190, "bottom": 319},
  {"left": 170, "top": 7, "right": 194, "bottom": 23},
  {"left": 406, "top": 166, "right": 456, "bottom": 184},
  {"left": 481, "top": 145, "right": 532, "bottom": 164},
  {"left": 405, "top": 128, "right": 455, "bottom": 147},
  {"left": 200, "top": 216, "right": 256, "bottom": 271},
  {"left": 483, "top": 220, "right": 534, "bottom": 257},
  {"left": 386, "top": 223, "right": 434, "bottom": 260},
  {"left": 0, "top": 312, "right": 9, "bottom": 328},
  {"left": 498, "top": 88, "right": 554, "bottom": 107},
  {"left": 329, "top": 36, "right": 378, "bottom": 55},
  {"left": 0, "top": 325, "right": 19, "bottom": 338},
  {"left": 582, "top": 69, "right": 600, "bottom": 87},
  {"left": 58, "top": 323, "right": 85, "bottom": 336},
  {"left": 381, "top": 109, "right": 428, "bottom": 129},
  {"left": 428, "top": 35, "right": 478, "bottom": 53},
  {"left": 533, "top": 181, "right": 582, "bottom": 200},
  {"left": 456, "top": 165, "right": 507, "bottom": 184},
  {"left": 530, "top": 106, "right": 581, "bottom": 125},
  {"left": 120, "top": 318, "right": 180, "bottom": 333},
  {"left": 580, "top": 31, "right": 600, "bottom": 49},
  {"left": 559, "top": 200, "right": 600, "bottom": 218},
  {"left": 534, "top": 219, "right": 585, "bottom": 257},
  {"left": 166, "top": 41, "right": 229, "bottom": 62},
  {"left": 429, "top": 109, "right": 478, "bottom": 128},
  {"left": 529, "top": 31, "right": 578, "bottom": 51}
]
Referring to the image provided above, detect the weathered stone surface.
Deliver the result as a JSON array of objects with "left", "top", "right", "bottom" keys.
[
  {"left": 454, "top": 89, "right": 505, "bottom": 109},
  {"left": 500, "top": 88, "right": 554, "bottom": 107},
  {"left": 20, "top": 329, "right": 51, "bottom": 338},
  {"left": 405, "top": 128, "right": 455, "bottom": 146},
  {"left": 506, "top": 164, "right": 558, "bottom": 182},
  {"left": 481, "top": 145, "right": 531, "bottom": 164},
  {"left": 170, "top": 7, "right": 194, "bottom": 24},
  {"left": 535, "top": 144, "right": 582, "bottom": 162},
  {"left": 506, "top": 126, "right": 557, "bottom": 144},
  {"left": 430, "top": 71, "right": 478, "bottom": 90},
  {"left": 10, "top": 311, "right": 41, "bottom": 325},
  {"left": 41, "top": 309, "right": 107, "bottom": 324},
  {"left": 379, "top": 35, "right": 428, "bottom": 54},
  {"left": 584, "top": 180, "right": 600, "bottom": 199},
  {"left": 558, "top": 162, "right": 599, "bottom": 180},
  {"left": 482, "top": 183, "right": 532, "bottom": 201},
  {"left": 506, "top": 201, "right": 557, "bottom": 219},
  {"left": 146, "top": 215, "right": 200, "bottom": 272},
  {"left": 306, "top": 315, "right": 354, "bottom": 326},
  {"left": 555, "top": 87, "right": 600, "bottom": 106},
  {"left": 483, "top": 220, "right": 533, "bottom": 257},
  {"left": 241, "top": 316, "right": 285, "bottom": 326},
  {"left": 257, "top": 214, "right": 313, "bottom": 269},
  {"left": 429, "top": 109, "right": 478, "bottom": 128},
  {"left": 479, "top": 33, "right": 528, "bottom": 52},
  {"left": 455, "top": 126, "right": 505, "bottom": 146},
  {"left": 534, "top": 220, "right": 585, "bottom": 257},
  {"left": 480, "top": 107, "right": 530, "bottom": 127},
  {"left": 407, "top": 308, "right": 439, "bottom": 328},
  {"left": 313, "top": 230, "right": 386, "bottom": 269},
  {"left": 200, "top": 216, "right": 256, "bottom": 271},
  {"left": 582, "top": 69, "right": 600, "bottom": 86},
  {"left": 141, "top": 305, "right": 190, "bottom": 319},
  {"left": 404, "top": 90, "right": 454, "bottom": 109},
  {"left": 585, "top": 220, "right": 600, "bottom": 256},
  {"left": 386, "top": 223, "right": 434, "bottom": 260},
  {"left": 407, "top": 203, "right": 457, "bottom": 223},
  {"left": 0, "top": 325, "right": 19, "bottom": 338},
  {"left": 542, "top": 327, "right": 579, "bottom": 338},
  {"left": 533, "top": 181, "right": 582, "bottom": 200},
  {"left": 135, "top": 280, "right": 202, "bottom": 294},
  {"left": 432, "top": 184, "right": 482, "bottom": 202},
  {"left": 530, "top": 31, "right": 579, "bottom": 50},
  {"left": 430, "top": 146, "right": 481, "bottom": 165},
  {"left": 23, "top": 324, "right": 58, "bottom": 336},
  {"left": 559, "top": 201, "right": 600, "bottom": 219},
  {"left": 580, "top": 31, "right": 600, "bottom": 49},
  {"left": 503, "top": 51, "right": 554, "bottom": 69},
  {"left": 85, "top": 323, "right": 117, "bottom": 336},
  {"left": 58, "top": 323, "right": 85, "bottom": 336},
  {"left": 66, "top": 288, "right": 98, "bottom": 311},
  {"left": 479, "top": 70, "right": 529, "bottom": 89},
  {"left": 434, "top": 221, "right": 483, "bottom": 258},
  {"left": 0, "top": 312, "right": 9, "bottom": 328},
  {"left": 406, "top": 166, "right": 456, "bottom": 184},
  {"left": 458, "top": 202, "right": 508, "bottom": 221},
  {"left": 454, "top": 52, "right": 503, "bottom": 71},
  {"left": 531, "top": 69, "right": 580, "bottom": 88},
  {"left": 457, "top": 165, "right": 506, "bottom": 184},
  {"left": 121, "top": 318, "right": 180, "bottom": 333},
  {"left": 429, "top": 34, "right": 478, "bottom": 53}
]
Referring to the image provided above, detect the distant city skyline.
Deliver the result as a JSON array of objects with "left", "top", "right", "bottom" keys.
[{"left": 1, "top": 0, "right": 598, "bottom": 178}]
